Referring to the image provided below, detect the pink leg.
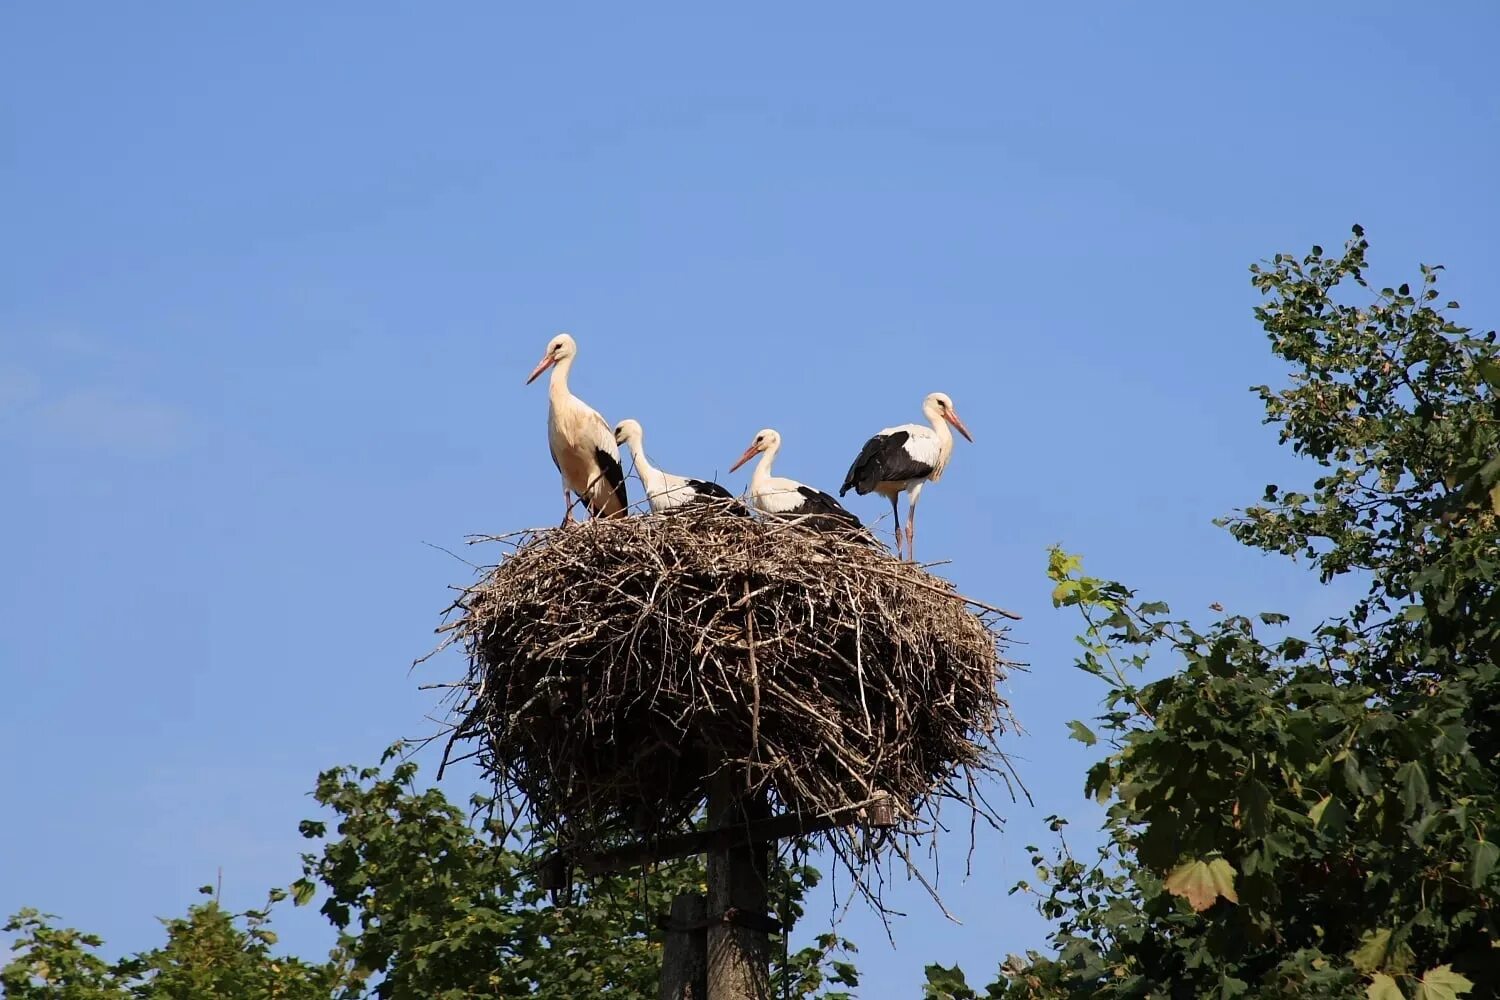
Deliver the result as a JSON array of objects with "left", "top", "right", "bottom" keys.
[
  {"left": 561, "top": 486, "right": 576, "bottom": 526},
  {"left": 906, "top": 497, "right": 918, "bottom": 562}
]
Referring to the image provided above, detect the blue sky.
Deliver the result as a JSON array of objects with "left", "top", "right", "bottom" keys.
[{"left": 3, "top": 2, "right": 1498, "bottom": 992}]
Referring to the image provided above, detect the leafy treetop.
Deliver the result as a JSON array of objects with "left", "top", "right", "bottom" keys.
[{"left": 928, "top": 229, "right": 1499, "bottom": 1000}]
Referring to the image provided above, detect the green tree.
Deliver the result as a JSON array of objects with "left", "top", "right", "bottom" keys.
[
  {"left": 291, "top": 745, "right": 858, "bottom": 999},
  {"left": 934, "top": 229, "right": 1499, "bottom": 999},
  {"left": 3, "top": 911, "right": 122, "bottom": 1000},
  {"left": 3, "top": 896, "right": 347, "bottom": 1000},
  {"left": 7, "top": 749, "right": 858, "bottom": 999},
  {"left": 124, "top": 891, "right": 350, "bottom": 1000}
]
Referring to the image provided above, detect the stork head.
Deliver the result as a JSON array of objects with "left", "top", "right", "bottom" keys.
[
  {"left": 730, "top": 428, "right": 780, "bottom": 472},
  {"left": 924, "top": 392, "right": 973, "bottom": 443},
  {"left": 613, "top": 418, "right": 644, "bottom": 447},
  {"left": 525, "top": 333, "right": 577, "bottom": 384}
]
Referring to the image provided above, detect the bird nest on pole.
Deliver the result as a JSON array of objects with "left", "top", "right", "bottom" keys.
[{"left": 431, "top": 505, "right": 1017, "bottom": 907}]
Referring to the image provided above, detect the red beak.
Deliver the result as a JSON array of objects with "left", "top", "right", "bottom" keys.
[
  {"left": 729, "top": 444, "right": 760, "bottom": 473},
  {"left": 946, "top": 410, "right": 974, "bottom": 443},
  {"left": 525, "top": 354, "right": 556, "bottom": 385}
]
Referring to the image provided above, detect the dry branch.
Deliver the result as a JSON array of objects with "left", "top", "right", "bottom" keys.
[{"left": 573, "top": 794, "right": 889, "bottom": 876}]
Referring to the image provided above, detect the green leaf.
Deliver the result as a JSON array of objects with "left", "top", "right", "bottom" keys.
[
  {"left": 1219, "top": 970, "right": 1250, "bottom": 997},
  {"left": 1309, "top": 793, "right": 1349, "bottom": 832},
  {"left": 1408, "top": 810, "right": 1442, "bottom": 847},
  {"left": 1343, "top": 750, "right": 1376, "bottom": 796},
  {"left": 1085, "top": 760, "right": 1114, "bottom": 804},
  {"left": 1352, "top": 928, "right": 1393, "bottom": 973},
  {"left": 1467, "top": 839, "right": 1498, "bottom": 889},
  {"left": 1067, "top": 720, "right": 1098, "bottom": 746},
  {"left": 1163, "top": 858, "right": 1238, "bottom": 912},
  {"left": 1368, "top": 973, "right": 1406, "bottom": 1000},
  {"left": 1309, "top": 795, "right": 1332, "bottom": 825},
  {"left": 290, "top": 878, "right": 317, "bottom": 907},
  {"left": 1395, "top": 761, "right": 1430, "bottom": 819},
  {"left": 1414, "top": 964, "right": 1474, "bottom": 1000},
  {"left": 923, "top": 962, "right": 976, "bottom": 999}
]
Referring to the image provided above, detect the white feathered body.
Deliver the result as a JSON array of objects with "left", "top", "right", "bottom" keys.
[
  {"left": 865, "top": 422, "right": 951, "bottom": 499},
  {"left": 548, "top": 385, "right": 627, "bottom": 517}
]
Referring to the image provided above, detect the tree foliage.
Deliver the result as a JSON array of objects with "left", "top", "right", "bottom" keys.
[
  {"left": 2, "top": 895, "right": 347, "bottom": 1000},
  {"left": 291, "top": 745, "right": 857, "bottom": 999},
  {"left": 6, "top": 747, "right": 858, "bottom": 999},
  {"left": 936, "top": 229, "right": 1499, "bottom": 999}
]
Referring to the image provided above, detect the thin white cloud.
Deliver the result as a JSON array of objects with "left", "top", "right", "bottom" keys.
[{"left": 30, "top": 388, "right": 188, "bottom": 457}]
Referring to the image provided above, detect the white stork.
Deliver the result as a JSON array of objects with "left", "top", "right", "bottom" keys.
[
  {"left": 614, "top": 418, "right": 746, "bottom": 515},
  {"left": 839, "top": 391, "right": 973, "bottom": 561},
  {"left": 730, "top": 428, "right": 864, "bottom": 533},
  {"left": 525, "top": 333, "right": 629, "bottom": 524}
]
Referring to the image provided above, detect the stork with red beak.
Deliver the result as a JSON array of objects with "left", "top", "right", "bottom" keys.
[
  {"left": 526, "top": 333, "right": 628, "bottom": 524},
  {"left": 840, "top": 392, "right": 973, "bottom": 561},
  {"left": 730, "top": 428, "right": 863, "bottom": 533}
]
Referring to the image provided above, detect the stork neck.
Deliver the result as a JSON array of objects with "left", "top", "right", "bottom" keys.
[
  {"left": 927, "top": 408, "right": 954, "bottom": 445},
  {"left": 751, "top": 442, "right": 779, "bottom": 485},
  {"left": 547, "top": 354, "right": 575, "bottom": 400},
  {"left": 625, "top": 437, "right": 654, "bottom": 477},
  {"left": 918, "top": 407, "right": 957, "bottom": 480}
]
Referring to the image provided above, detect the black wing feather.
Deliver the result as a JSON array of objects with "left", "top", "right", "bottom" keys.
[
  {"left": 686, "top": 478, "right": 734, "bottom": 500},
  {"left": 840, "top": 431, "right": 933, "bottom": 495},
  {"left": 685, "top": 479, "right": 751, "bottom": 517},
  {"left": 588, "top": 447, "right": 630, "bottom": 518},
  {"left": 792, "top": 486, "right": 865, "bottom": 532}
]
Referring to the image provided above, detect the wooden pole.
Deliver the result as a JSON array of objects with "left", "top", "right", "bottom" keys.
[
  {"left": 705, "top": 775, "right": 771, "bottom": 1000},
  {"left": 659, "top": 893, "right": 707, "bottom": 1000},
  {"left": 573, "top": 793, "right": 887, "bottom": 877}
]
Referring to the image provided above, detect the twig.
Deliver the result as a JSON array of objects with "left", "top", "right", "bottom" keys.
[
  {"left": 864, "top": 567, "right": 1023, "bottom": 620},
  {"left": 744, "top": 579, "right": 762, "bottom": 784}
]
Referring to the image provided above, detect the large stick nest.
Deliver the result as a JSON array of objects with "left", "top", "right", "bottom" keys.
[{"left": 433, "top": 506, "right": 1015, "bottom": 895}]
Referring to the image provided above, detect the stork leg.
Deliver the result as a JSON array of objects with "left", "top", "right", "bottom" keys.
[
  {"left": 889, "top": 493, "right": 903, "bottom": 560},
  {"left": 905, "top": 484, "right": 923, "bottom": 562},
  {"left": 561, "top": 484, "right": 576, "bottom": 526}
]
